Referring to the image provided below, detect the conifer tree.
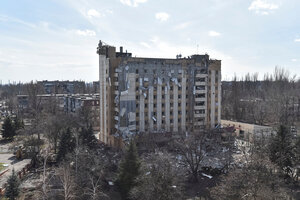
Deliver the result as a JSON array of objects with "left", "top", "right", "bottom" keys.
[
  {"left": 57, "top": 128, "right": 75, "bottom": 162},
  {"left": 5, "top": 169, "right": 20, "bottom": 200},
  {"left": 269, "top": 125, "right": 294, "bottom": 175},
  {"left": 13, "top": 116, "right": 24, "bottom": 131},
  {"left": 1, "top": 117, "right": 16, "bottom": 140},
  {"left": 79, "top": 125, "right": 97, "bottom": 149},
  {"left": 117, "top": 140, "right": 140, "bottom": 200}
]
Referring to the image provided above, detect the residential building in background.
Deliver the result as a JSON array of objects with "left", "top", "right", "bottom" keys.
[
  {"left": 17, "top": 93, "right": 100, "bottom": 131},
  {"left": 97, "top": 41, "right": 222, "bottom": 146},
  {"left": 37, "top": 80, "right": 86, "bottom": 94}
]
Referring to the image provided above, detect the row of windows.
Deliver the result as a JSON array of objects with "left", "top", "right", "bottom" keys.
[
  {"left": 135, "top": 77, "right": 183, "bottom": 83},
  {"left": 136, "top": 102, "right": 185, "bottom": 108},
  {"left": 136, "top": 94, "right": 190, "bottom": 100},
  {"left": 135, "top": 85, "right": 187, "bottom": 91},
  {"left": 136, "top": 101, "right": 205, "bottom": 108},
  {"left": 139, "top": 118, "right": 184, "bottom": 125},
  {"left": 136, "top": 110, "right": 186, "bottom": 117},
  {"left": 135, "top": 69, "right": 186, "bottom": 75}
]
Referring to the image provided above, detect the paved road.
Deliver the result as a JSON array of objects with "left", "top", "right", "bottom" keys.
[{"left": 0, "top": 151, "right": 31, "bottom": 188}]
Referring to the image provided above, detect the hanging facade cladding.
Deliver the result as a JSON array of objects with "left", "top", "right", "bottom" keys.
[{"left": 97, "top": 40, "right": 222, "bottom": 146}]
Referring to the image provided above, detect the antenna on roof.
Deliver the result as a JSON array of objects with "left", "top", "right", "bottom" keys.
[{"left": 197, "top": 44, "right": 199, "bottom": 54}]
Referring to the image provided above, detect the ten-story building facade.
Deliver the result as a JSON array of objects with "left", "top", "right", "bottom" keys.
[{"left": 97, "top": 41, "right": 221, "bottom": 146}]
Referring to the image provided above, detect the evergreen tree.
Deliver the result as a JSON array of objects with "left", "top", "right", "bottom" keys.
[
  {"left": 1, "top": 117, "right": 16, "bottom": 140},
  {"left": 13, "top": 116, "right": 24, "bottom": 131},
  {"left": 117, "top": 140, "right": 140, "bottom": 200},
  {"left": 5, "top": 169, "right": 20, "bottom": 200},
  {"left": 57, "top": 128, "right": 75, "bottom": 162},
  {"left": 269, "top": 125, "right": 294, "bottom": 175},
  {"left": 79, "top": 125, "right": 97, "bottom": 149},
  {"left": 293, "top": 136, "right": 300, "bottom": 170}
]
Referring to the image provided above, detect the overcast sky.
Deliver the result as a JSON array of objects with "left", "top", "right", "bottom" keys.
[{"left": 1, "top": 0, "right": 300, "bottom": 83}]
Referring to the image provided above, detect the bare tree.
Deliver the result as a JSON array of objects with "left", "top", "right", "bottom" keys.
[
  {"left": 130, "top": 152, "right": 184, "bottom": 200},
  {"left": 174, "top": 132, "right": 205, "bottom": 182},
  {"left": 83, "top": 174, "right": 107, "bottom": 200},
  {"left": 57, "top": 163, "right": 76, "bottom": 200},
  {"left": 211, "top": 135, "right": 290, "bottom": 200}
]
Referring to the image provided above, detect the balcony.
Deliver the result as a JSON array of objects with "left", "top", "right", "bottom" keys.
[
  {"left": 195, "top": 82, "right": 206, "bottom": 86},
  {"left": 195, "top": 74, "right": 207, "bottom": 78}
]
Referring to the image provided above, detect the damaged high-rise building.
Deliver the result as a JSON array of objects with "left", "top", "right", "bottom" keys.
[{"left": 97, "top": 41, "right": 221, "bottom": 146}]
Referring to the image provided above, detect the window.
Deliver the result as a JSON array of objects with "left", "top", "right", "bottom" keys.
[
  {"left": 153, "top": 69, "right": 156, "bottom": 74},
  {"left": 178, "top": 118, "right": 181, "bottom": 122},
  {"left": 136, "top": 113, "right": 139, "bottom": 117},
  {"left": 170, "top": 103, "right": 173, "bottom": 107},
  {"left": 136, "top": 87, "right": 139, "bottom": 91},
  {"left": 154, "top": 95, "right": 157, "bottom": 99},
  {"left": 178, "top": 94, "right": 181, "bottom": 98},
  {"left": 196, "top": 86, "right": 205, "bottom": 90},
  {"left": 145, "top": 104, "right": 148, "bottom": 108},
  {"left": 195, "top": 110, "right": 205, "bottom": 114},
  {"left": 162, "top": 111, "right": 165, "bottom": 115},
  {"left": 144, "top": 69, "right": 147, "bottom": 73},
  {"left": 200, "top": 69, "right": 207, "bottom": 74},
  {"left": 195, "top": 93, "right": 205, "bottom": 98},
  {"left": 162, "top": 95, "right": 165, "bottom": 99},
  {"left": 136, "top": 104, "right": 139, "bottom": 108},
  {"left": 136, "top": 95, "right": 139, "bottom": 100},
  {"left": 178, "top": 78, "right": 181, "bottom": 82},
  {"left": 170, "top": 119, "right": 173, "bottom": 123},
  {"left": 154, "top": 104, "right": 157, "bottom": 108},
  {"left": 195, "top": 101, "right": 205, "bottom": 106},
  {"left": 170, "top": 86, "right": 173, "bottom": 90},
  {"left": 178, "top": 102, "right": 181, "bottom": 107},
  {"left": 196, "top": 78, "right": 205, "bottom": 82},
  {"left": 178, "top": 111, "right": 181, "bottom": 114},
  {"left": 170, "top": 111, "right": 173, "bottom": 115},
  {"left": 136, "top": 78, "right": 139, "bottom": 82},
  {"left": 162, "top": 103, "right": 165, "bottom": 107},
  {"left": 115, "top": 86, "right": 118, "bottom": 90},
  {"left": 199, "top": 118, "right": 205, "bottom": 122},
  {"left": 136, "top": 69, "right": 139, "bottom": 74}
]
